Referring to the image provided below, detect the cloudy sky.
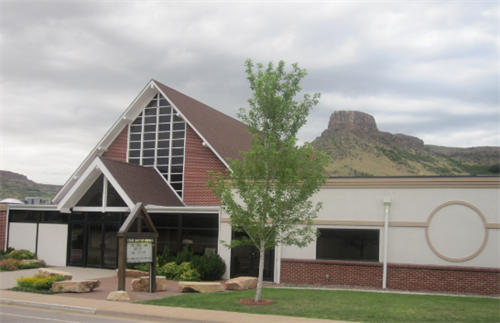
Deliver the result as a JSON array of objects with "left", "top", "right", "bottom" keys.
[{"left": 1, "top": 1, "right": 498, "bottom": 185}]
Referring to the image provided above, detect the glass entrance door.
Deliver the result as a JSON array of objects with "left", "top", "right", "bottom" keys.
[
  {"left": 69, "top": 223, "right": 85, "bottom": 266},
  {"left": 230, "top": 231, "right": 274, "bottom": 281},
  {"left": 87, "top": 223, "right": 119, "bottom": 269}
]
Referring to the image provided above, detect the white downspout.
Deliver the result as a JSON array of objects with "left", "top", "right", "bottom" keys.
[
  {"left": 383, "top": 196, "right": 391, "bottom": 289},
  {"left": 275, "top": 230, "right": 282, "bottom": 284}
]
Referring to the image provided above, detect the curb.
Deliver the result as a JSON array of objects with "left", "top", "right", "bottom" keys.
[
  {"left": 0, "top": 298, "right": 97, "bottom": 315},
  {"left": 97, "top": 309, "right": 217, "bottom": 323}
]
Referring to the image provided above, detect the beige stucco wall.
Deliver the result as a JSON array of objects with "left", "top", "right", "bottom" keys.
[
  {"left": 220, "top": 185, "right": 500, "bottom": 270},
  {"left": 37, "top": 224, "right": 68, "bottom": 266},
  {"left": 8, "top": 223, "right": 37, "bottom": 252},
  {"left": 298, "top": 187, "right": 500, "bottom": 268}
]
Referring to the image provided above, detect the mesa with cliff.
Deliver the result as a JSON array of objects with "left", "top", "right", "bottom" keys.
[{"left": 312, "top": 111, "right": 499, "bottom": 177}]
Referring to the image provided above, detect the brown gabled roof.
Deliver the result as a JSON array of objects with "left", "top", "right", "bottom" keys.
[
  {"left": 99, "top": 157, "right": 184, "bottom": 207},
  {"left": 154, "top": 80, "right": 251, "bottom": 162}
]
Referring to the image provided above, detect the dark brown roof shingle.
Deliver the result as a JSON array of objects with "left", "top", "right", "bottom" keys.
[
  {"left": 100, "top": 157, "right": 184, "bottom": 207},
  {"left": 154, "top": 80, "right": 251, "bottom": 162}
]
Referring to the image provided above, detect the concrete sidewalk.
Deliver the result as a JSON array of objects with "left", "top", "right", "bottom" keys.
[{"left": 1, "top": 267, "right": 348, "bottom": 322}]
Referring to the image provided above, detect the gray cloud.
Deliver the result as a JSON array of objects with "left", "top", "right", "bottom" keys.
[{"left": 1, "top": 1, "right": 498, "bottom": 184}]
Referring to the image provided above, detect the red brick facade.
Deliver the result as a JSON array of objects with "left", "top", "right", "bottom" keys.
[
  {"left": 102, "top": 127, "right": 128, "bottom": 162},
  {"left": 281, "top": 259, "right": 500, "bottom": 296},
  {"left": 184, "top": 124, "right": 227, "bottom": 206},
  {"left": 0, "top": 205, "right": 7, "bottom": 251}
]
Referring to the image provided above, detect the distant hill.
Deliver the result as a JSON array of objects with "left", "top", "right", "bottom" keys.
[
  {"left": 0, "top": 171, "right": 62, "bottom": 201},
  {"left": 312, "top": 111, "right": 500, "bottom": 177}
]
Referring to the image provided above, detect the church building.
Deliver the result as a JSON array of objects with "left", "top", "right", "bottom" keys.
[{"left": 5, "top": 80, "right": 499, "bottom": 295}]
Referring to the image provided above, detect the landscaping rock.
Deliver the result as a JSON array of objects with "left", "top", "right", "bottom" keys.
[
  {"left": 38, "top": 268, "right": 72, "bottom": 280},
  {"left": 107, "top": 291, "right": 130, "bottom": 301},
  {"left": 131, "top": 276, "right": 167, "bottom": 291},
  {"left": 115, "top": 269, "right": 149, "bottom": 278},
  {"left": 52, "top": 280, "right": 101, "bottom": 293},
  {"left": 178, "top": 282, "right": 225, "bottom": 293},
  {"left": 225, "top": 276, "right": 258, "bottom": 291}
]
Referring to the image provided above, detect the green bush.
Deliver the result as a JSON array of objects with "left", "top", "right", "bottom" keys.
[
  {"left": 174, "top": 247, "right": 196, "bottom": 265},
  {"left": 488, "top": 163, "right": 500, "bottom": 174},
  {"left": 18, "top": 260, "right": 46, "bottom": 270},
  {"left": 8, "top": 249, "right": 37, "bottom": 260},
  {"left": 157, "top": 246, "right": 176, "bottom": 267},
  {"left": 15, "top": 274, "right": 65, "bottom": 292},
  {"left": 190, "top": 254, "right": 226, "bottom": 281},
  {"left": 157, "top": 261, "right": 200, "bottom": 281},
  {"left": 0, "top": 247, "right": 15, "bottom": 261}
]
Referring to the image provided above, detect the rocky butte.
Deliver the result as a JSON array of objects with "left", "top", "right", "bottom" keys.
[
  {"left": 312, "top": 111, "right": 499, "bottom": 177},
  {"left": 320, "top": 111, "right": 424, "bottom": 150}
]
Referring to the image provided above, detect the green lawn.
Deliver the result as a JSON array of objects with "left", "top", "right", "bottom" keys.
[{"left": 138, "top": 288, "right": 500, "bottom": 323}]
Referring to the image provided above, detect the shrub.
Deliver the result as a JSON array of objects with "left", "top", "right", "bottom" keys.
[
  {"left": 18, "top": 260, "right": 46, "bottom": 270},
  {"left": 157, "top": 246, "right": 176, "bottom": 267},
  {"left": 174, "top": 247, "right": 196, "bottom": 265},
  {"left": 190, "top": 254, "right": 226, "bottom": 281},
  {"left": 488, "top": 163, "right": 500, "bottom": 174},
  {"left": 0, "top": 247, "right": 15, "bottom": 261},
  {"left": 0, "top": 259, "right": 19, "bottom": 271},
  {"left": 15, "top": 274, "right": 65, "bottom": 292},
  {"left": 158, "top": 261, "right": 200, "bottom": 281},
  {"left": 7, "top": 249, "right": 37, "bottom": 260}
]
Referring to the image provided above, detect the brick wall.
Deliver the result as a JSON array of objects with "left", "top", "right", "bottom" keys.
[
  {"left": 281, "top": 259, "right": 382, "bottom": 288},
  {"left": 281, "top": 259, "right": 500, "bottom": 296},
  {"left": 102, "top": 127, "right": 128, "bottom": 162},
  {"left": 183, "top": 124, "right": 227, "bottom": 206},
  {"left": 0, "top": 205, "right": 7, "bottom": 251}
]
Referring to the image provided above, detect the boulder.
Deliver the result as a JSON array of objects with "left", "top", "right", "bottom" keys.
[
  {"left": 107, "top": 291, "right": 130, "bottom": 301},
  {"left": 115, "top": 269, "right": 149, "bottom": 278},
  {"left": 131, "top": 276, "right": 167, "bottom": 291},
  {"left": 52, "top": 280, "right": 100, "bottom": 293},
  {"left": 38, "top": 268, "right": 72, "bottom": 280},
  {"left": 225, "top": 276, "right": 258, "bottom": 291},
  {"left": 178, "top": 282, "right": 225, "bottom": 293}
]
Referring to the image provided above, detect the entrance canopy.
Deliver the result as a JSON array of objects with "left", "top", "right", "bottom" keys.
[{"left": 57, "top": 156, "right": 184, "bottom": 213}]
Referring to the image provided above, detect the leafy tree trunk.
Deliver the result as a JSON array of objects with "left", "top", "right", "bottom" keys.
[{"left": 254, "top": 235, "right": 266, "bottom": 302}]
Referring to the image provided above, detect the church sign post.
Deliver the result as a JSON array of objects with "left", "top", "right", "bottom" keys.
[{"left": 117, "top": 203, "right": 158, "bottom": 293}]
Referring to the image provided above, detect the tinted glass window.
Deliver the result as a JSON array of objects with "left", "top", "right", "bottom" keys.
[
  {"left": 142, "top": 141, "right": 155, "bottom": 149},
  {"left": 150, "top": 214, "right": 178, "bottom": 227},
  {"left": 317, "top": 229, "right": 379, "bottom": 262},
  {"left": 41, "top": 212, "right": 68, "bottom": 223},
  {"left": 159, "top": 107, "right": 171, "bottom": 115},
  {"left": 182, "top": 214, "right": 218, "bottom": 229},
  {"left": 10, "top": 210, "right": 39, "bottom": 222},
  {"left": 158, "top": 132, "right": 170, "bottom": 140},
  {"left": 173, "top": 123, "right": 185, "bottom": 130},
  {"left": 76, "top": 175, "right": 103, "bottom": 207}
]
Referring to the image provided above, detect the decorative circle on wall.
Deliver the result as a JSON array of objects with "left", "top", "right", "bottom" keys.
[{"left": 425, "top": 201, "right": 488, "bottom": 262}]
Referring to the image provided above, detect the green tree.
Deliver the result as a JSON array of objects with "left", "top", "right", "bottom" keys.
[{"left": 208, "top": 59, "right": 328, "bottom": 302}]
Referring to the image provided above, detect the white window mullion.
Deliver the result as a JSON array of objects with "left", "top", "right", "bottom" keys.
[{"left": 102, "top": 177, "right": 108, "bottom": 213}]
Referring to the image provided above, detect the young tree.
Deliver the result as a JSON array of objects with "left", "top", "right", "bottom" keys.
[{"left": 208, "top": 59, "right": 328, "bottom": 302}]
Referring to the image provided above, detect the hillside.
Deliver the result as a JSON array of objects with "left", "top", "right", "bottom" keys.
[
  {"left": 312, "top": 111, "right": 500, "bottom": 177},
  {"left": 0, "top": 171, "right": 62, "bottom": 201}
]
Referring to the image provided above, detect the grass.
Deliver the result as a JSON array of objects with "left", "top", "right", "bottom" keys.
[{"left": 138, "top": 288, "right": 500, "bottom": 323}]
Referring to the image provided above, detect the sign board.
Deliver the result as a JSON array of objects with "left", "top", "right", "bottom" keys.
[{"left": 127, "top": 238, "right": 154, "bottom": 264}]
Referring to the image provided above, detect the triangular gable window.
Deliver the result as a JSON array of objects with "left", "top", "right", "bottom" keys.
[
  {"left": 127, "top": 93, "right": 186, "bottom": 199},
  {"left": 76, "top": 174, "right": 127, "bottom": 207}
]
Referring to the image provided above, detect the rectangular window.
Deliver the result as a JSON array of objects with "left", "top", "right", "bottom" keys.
[{"left": 316, "top": 228, "right": 379, "bottom": 262}]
